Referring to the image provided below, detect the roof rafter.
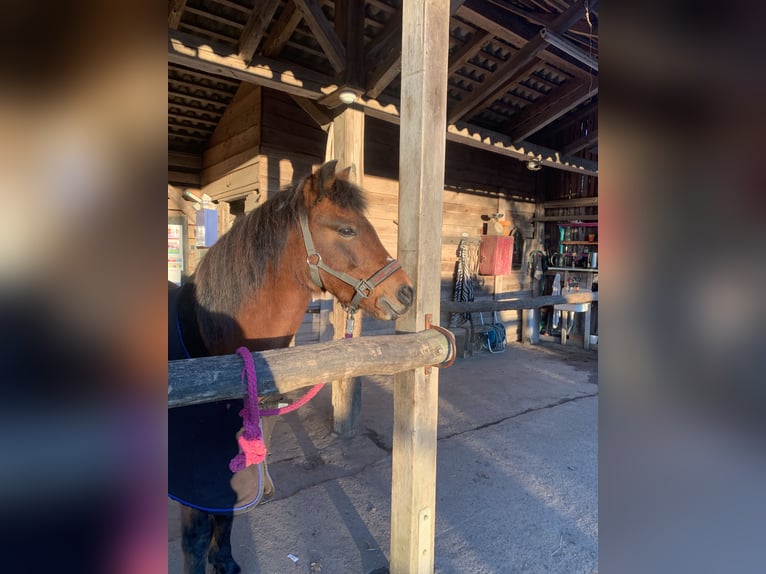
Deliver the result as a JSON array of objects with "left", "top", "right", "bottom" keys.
[
  {"left": 292, "top": 0, "right": 346, "bottom": 74},
  {"left": 507, "top": 76, "right": 597, "bottom": 141},
  {"left": 238, "top": 1, "right": 280, "bottom": 64},
  {"left": 261, "top": 3, "right": 302, "bottom": 57},
  {"left": 168, "top": 0, "right": 187, "bottom": 29},
  {"left": 448, "top": 0, "right": 593, "bottom": 124}
]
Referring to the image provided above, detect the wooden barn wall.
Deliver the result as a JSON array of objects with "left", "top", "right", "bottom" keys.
[
  {"left": 258, "top": 88, "right": 326, "bottom": 197},
  {"left": 201, "top": 84, "right": 263, "bottom": 204}
]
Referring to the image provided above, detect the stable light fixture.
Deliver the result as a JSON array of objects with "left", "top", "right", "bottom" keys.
[
  {"left": 540, "top": 28, "right": 598, "bottom": 71},
  {"left": 338, "top": 89, "right": 357, "bottom": 105},
  {"left": 526, "top": 157, "right": 542, "bottom": 171}
]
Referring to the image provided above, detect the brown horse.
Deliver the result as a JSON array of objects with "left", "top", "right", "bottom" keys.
[{"left": 168, "top": 160, "right": 414, "bottom": 573}]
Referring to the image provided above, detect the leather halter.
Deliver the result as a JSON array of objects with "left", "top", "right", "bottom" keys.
[{"left": 299, "top": 211, "right": 402, "bottom": 312}]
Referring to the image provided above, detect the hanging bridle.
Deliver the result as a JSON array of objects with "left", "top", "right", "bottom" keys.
[{"left": 298, "top": 211, "right": 402, "bottom": 334}]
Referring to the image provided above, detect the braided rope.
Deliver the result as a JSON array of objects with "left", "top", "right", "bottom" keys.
[{"left": 230, "top": 346, "right": 324, "bottom": 472}]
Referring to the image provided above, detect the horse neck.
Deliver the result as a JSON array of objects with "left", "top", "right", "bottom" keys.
[{"left": 221, "top": 229, "right": 316, "bottom": 354}]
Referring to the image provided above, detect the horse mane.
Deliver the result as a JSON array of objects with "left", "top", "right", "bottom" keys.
[{"left": 191, "top": 167, "right": 367, "bottom": 345}]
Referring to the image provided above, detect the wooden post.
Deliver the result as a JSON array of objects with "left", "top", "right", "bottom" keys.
[
  {"left": 391, "top": 1, "right": 450, "bottom": 573},
  {"left": 326, "top": 105, "right": 366, "bottom": 436}
]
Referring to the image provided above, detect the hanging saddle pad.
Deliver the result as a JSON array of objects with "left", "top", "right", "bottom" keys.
[{"left": 168, "top": 284, "right": 272, "bottom": 515}]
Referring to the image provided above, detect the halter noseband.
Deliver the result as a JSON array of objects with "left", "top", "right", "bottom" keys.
[{"left": 299, "top": 211, "right": 402, "bottom": 313}]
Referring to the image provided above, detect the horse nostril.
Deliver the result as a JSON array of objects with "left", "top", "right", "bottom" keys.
[{"left": 397, "top": 284, "right": 414, "bottom": 307}]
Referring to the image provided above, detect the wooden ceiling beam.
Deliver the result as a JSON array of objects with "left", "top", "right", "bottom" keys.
[
  {"left": 560, "top": 128, "right": 598, "bottom": 156},
  {"left": 496, "top": 1, "right": 598, "bottom": 40},
  {"left": 507, "top": 76, "right": 597, "bottom": 141},
  {"left": 169, "top": 28, "right": 336, "bottom": 99},
  {"left": 292, "top": 0, "right": 346, "bottom": 74},
  {"left": 448, "top": 0, "right": 592, "bottom": 124},
  {"left": 335, "top": 0, "right": 365, "bottom": 88},
  {"left": 238, "top": 1, "right": 280, "bottom": 64},
  {"left": 365, "top": 8, "right": 402, "bottom": 98},
  {"left": 290, "top": 95, "right": 332, "bottom": 131},
  {"left": 168, "top": 0, "right": 187, "bottom": 29},
  {"left": 261, "top": 3, "right": 302, "bottom": 57}
]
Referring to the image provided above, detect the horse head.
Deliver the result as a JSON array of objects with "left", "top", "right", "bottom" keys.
[{"left": 299, "top": 160, "right": 414, "bottom": 321}]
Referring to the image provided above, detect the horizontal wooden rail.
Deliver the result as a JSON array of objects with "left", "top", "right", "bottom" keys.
[
  {"left": 168, "top": 328, "right": 454, "bottom": 409},
  {"left": 441, "top": 290, "right": 598, "bottom": 313}
]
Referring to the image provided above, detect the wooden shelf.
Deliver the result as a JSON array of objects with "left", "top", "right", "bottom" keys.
[{"left": 561, "top": 241, "right": 598, "bottom": 245}]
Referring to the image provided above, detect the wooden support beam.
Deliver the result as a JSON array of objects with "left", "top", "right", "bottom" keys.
[
  {"left": 168, "top": 0, "right": 187, "bottom": 29},
  {"left": 507, "top": 77, "right": 598, "bottom": 141},
  {"left": 365, "top": 8, "right": 402, "bottom": 98},
  {"left": 293, "top": 0, "right": 347, "bottom": 74},
  {"left": 168, "top": 29, "right": 336, "bottom": 100},
  {"left": 238, "top": 1, "right": 280, "bottom": 63},
  {"left": 261, "top": 2, "right": 302, "bottom": 57},
  {"left": 335, "top": 0, "right": 365, "bottom": 88},
  {"left": 168, "top": 329, "right": 454, "bottom": 408},
  {"left": 392, "top": 1, "right": 450, "bottom": 572},
  {"left": 325, "top": 105, "right": 366, "bottom": 436},
  {"left": 291, "top": 95, "right": 332, "bottom": 131}
]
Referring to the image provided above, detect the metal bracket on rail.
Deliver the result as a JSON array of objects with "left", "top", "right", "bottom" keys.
[{"left": 424, "top": 314, "right": 457, "bottom": 373}]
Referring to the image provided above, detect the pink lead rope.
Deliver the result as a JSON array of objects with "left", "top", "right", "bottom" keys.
[{"left": 229, "top": 346, "right": 325, "bottom": 472}]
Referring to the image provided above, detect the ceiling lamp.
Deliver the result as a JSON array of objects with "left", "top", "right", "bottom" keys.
[
  {"left": 338, "top": 89, "right": 357, "bottom": 105},
  {"left": 526, "top": 158, "right": 542, "bottom": 171},
  {"left": 540, "top": 28, "right": 598, "bottom": 72}
]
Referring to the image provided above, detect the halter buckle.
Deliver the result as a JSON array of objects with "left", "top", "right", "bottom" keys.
[{"left": 354, "top": 279, "right": 374, "bottom": 299}]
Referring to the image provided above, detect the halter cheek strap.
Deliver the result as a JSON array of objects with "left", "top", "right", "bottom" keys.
[{"left": 299, "top": 211, "right": 402, "bottom": 312}]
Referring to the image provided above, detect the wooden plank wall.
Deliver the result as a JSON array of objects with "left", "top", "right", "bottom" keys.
[
  {"left": 201, "top": 84, "right": 263, "bottom": 204},
  {"left": 258, "top": 88, "right": 326, "bottom": 198}
]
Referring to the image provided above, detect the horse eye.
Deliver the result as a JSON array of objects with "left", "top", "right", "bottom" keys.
[{"left": 338, "top": 227, "right": 356, "bottom": 238}]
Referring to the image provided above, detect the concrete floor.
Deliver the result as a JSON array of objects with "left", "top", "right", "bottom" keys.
[{"left": 169, "top": 339, "right": 598, "bottom": 573}]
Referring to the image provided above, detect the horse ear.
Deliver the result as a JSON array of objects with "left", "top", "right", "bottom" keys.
[
  {"left": 314, "top": 160, "right": 339, "bottom": 199},
  {"left": 336, "top": 166, "right": 353, "bottom": 180}
]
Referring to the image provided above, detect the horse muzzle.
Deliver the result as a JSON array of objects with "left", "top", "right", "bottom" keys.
[{"left": 374, "top": 283, "right": 414, "bottom": 320}]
